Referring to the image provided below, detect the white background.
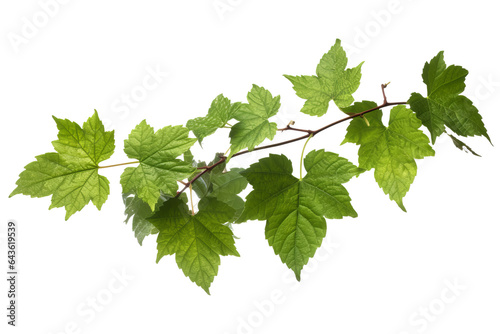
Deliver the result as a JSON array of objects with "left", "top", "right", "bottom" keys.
[{"left": 1, "top": 1, "right": 499, "bottom": 333}]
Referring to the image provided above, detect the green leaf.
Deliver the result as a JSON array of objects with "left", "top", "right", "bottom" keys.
[
  {"left": 10, "top": 111, "right": 114, "bottom": 219},
  {"left": 187, "top": 153, "right": 248, "bottom": 221},
  {"left": 120, "top": 121, "right": 197, "bottom": 210},
  {"left": 341, "top": 100, "right": 382, "bottom": 141},
  {"left": 239, "top": 152, "right": 362, "bottom": 279},
  {"left": 187, "top": 154, "right": 224, "bottom": 199},
  {"left": 343, "top": 105, "right": 435, "bottom": 211},
  {"left": 408, "top": 51, "right": 490, "bottom": 144},
  {"left": 51, "top": 111, "right": 115, "bottom": 167},
  {"left": 148, "top": 197, "right": 239, "bottom": 294},
  {"left": 210, "top": 168, "right": 248, "bottom": 203},
  {"left": 208, "top": 167, "right": 248, "bottom": 221},
  {"left": 284, "top": 39, "right": 363, "bottom": 116},
  {"left": 447, "top": 133, "right": 481, "bottom": 157},
  {"left": 123, "top": 192, "right": 162, "bottom": 245},
  {"left": 186, "top": 94, "right": 241, "bottom": 144},
  {"left": 123, "top": 192, "right": 188, "bottom": 245},
  {"left": 183, "top": 149, "right": 194, "bottom": 164},
  {"left": 228, "top": 85, "right": 280, "bottom": 157}
]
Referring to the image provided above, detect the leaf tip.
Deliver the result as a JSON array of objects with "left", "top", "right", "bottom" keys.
[
  {"left": 355, "top": 167, "right": 366, "bottom": 177},
  {"left": 9, "top": 187, "right": 19, "bottom": 198},
  {"left": 397, "top": 201, "right": 407, "bottom": 213},
  {"left": 283, "top": 74, "right": 295, "bottom": 83},
  {"left": 52, "top": 115, "right": 62, "bottom": 125},
  {"left": 202, "top": 286, "right": 211, "bottom": 295}
]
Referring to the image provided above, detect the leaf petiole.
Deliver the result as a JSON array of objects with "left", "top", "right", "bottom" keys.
[
  {"left": 299, "top": 134, "right": 313, "bottom": 180},
  {"left": 189, "top": 183, "right": 195, "bottom": 216},
  {"left": 98, "top": 161, "right": 139, "bottom": 169}
]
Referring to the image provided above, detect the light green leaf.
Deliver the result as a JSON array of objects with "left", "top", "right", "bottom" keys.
[
  {"left": 183, "top": 149, "right": 194, "bottom": 164},
  {"left": 51, "top": 110, "right": 115, "bottom": 167},
  {"left": 229, "top": 85, "right": 280, "bottom": 157},
  {"left": 239, "top": 152, "right": 362, "bottom": 279},
  {"left": 408, "top": 51, "right": 490, "bottom": 144},
  {"left": 284, "top": 39, "right": 363, "bottom": 116},
  {"left": 343, "top": 105, "right": 435, "bottom": 211},
  {"left": 120, "top": 121, "right": 197, "bottom": 210},
  {"left": 148, "top": 197, "right": 239, "bottom": 294},
  {"left": 341, "top": 100, "right": 381, "bottom": 143},
  {"left": 186, "top": 94, "right": 241, "bottom": 144},
  {"left": 10, "top": 111, "right": 114, "bottom": 219}
]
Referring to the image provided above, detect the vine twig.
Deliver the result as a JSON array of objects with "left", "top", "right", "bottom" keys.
[
  {"left": 97, "top": 85, "right": 408, "bottom": 200},
  {"left": 278, "top": 125, "right": 313, "bottom": 134},
  {"left": 381, "top": 82, "right": 390, "bottom": 104},
  {"left": 177, "top": 103, "right": 407, "bottom": 197}
]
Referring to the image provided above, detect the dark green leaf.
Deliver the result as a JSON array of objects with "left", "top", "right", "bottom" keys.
[{"left": 239, "top": 152, "right": 362, "bottom": 279}]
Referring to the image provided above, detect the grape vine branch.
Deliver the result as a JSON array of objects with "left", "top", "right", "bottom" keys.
[
  {"left": 10, "top": 39, "right": 491, "bottom": 293},
  {"left": 97, "top": 84, "right": 405, "bottom": 199},
  {"left": 176, "top": 83, "right": 406, "bottom": 198}
]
